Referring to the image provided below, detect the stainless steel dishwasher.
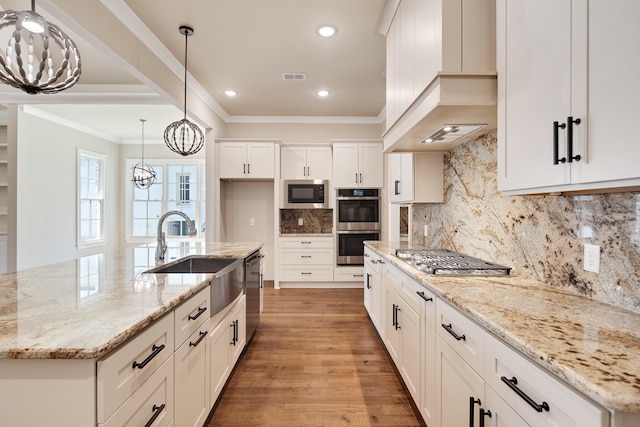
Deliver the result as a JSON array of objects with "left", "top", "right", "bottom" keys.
[{"left": 244, "top": 250, "right": 263, "bottom": 341}]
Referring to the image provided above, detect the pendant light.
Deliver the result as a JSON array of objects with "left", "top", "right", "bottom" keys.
[
  {"left": 164, "top": 25, "right": 204, "bottom": 156},
  {"left": 131, "top": 119, "right": 157, "bottom": 189},
  {"left": 0, "top": 0, "right": 81, "bottom": 94}
]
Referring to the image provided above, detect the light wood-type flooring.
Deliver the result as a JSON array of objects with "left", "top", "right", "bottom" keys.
[{"left": 206, "top": 283, "right": 425, "bottom": 426}]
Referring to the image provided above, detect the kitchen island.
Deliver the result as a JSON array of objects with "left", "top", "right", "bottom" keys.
[
  {"left": 365, "top": 241, "right": 640, "bottom": 426},
  {"left": 0, "top": 241, "right": 262, "bottom": 426}
]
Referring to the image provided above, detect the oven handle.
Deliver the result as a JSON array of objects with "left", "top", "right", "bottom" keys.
[
  {"left": 336, "top": 196, "right": 380, "bottom": 201},
  {"left": 336, "top": 230, "right": 381, "bottom": 234}
]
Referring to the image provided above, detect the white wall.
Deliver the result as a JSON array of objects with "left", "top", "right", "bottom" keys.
[{"left": 16, "top": 108, "right": 121, "bottom": 270}]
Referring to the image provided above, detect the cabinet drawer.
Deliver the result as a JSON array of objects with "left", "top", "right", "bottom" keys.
[
  {"left": 100, "top": 355, "right": 174, "bottom": 427},
  {"left": 281, "top": 248, "right": 333, "bottom": 265},
  {"left": 97, "top": 313, "right": 174, "bottom": 423},
  {"left": 280, "top": 237, "right": 333, "bottom": 249},
  {"left": 384, "top": 263, "right": 423, "bottom": 314},
  {"left": 279, "top": 265, "right": 334, "bottom": 281},
  {"left": 174, "top": 286, "right": 211, "bottom": 349},
  {"left": 334, "top": 266, "right": 364, "bottom": 282},
  {"left": 435, "top": 299, "right": 485, "bottom": 376},
  {"left": 364, "top": 247, "right": 382, "bottom": 274},
  {"left": 485, "top": 333, "right": 609, "bottom": 427}
]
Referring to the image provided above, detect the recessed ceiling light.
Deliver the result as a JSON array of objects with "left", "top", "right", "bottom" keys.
[
  {"left": 224, "top": 90, "right": 237, "bottom": 97},
  {"left": 317, "top": 25, "right": 337, "bottom": 37},
  {"left": 317, "top": 90, "right": 330, "bottom": 97}
]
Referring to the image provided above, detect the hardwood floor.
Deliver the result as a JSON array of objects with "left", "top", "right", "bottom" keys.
[{"left": 206, "top": 284, "right": 425, "bottom": 426}]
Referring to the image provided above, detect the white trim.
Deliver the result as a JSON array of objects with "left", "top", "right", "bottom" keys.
[
  {"left": 225, "top": 115, "right": 385, "bottom": 124},
  {"left": 77, "top": 149, "right": 107, "bottom": 249},
  {"left": 24, "top": 106, "right": 121, "bottom": 143}
]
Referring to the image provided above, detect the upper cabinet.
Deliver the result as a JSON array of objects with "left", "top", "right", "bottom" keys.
[
  {"left": 382, "top": 0, "right": 497, "bottom": 153},
  {"left": 389, "top": 152, "right": 443, "bottom": 204},
  {"left": 497, "top": 0, "right": 640, "bottom": 194},
  {"left": 332, "top": 142, "right": 384, "bottom": 188},
  {"left": 218, "top": 142, "right": 275, "bottom": 179},
  {"left": 281, "top": 146, "right": 332, "bottom": 180}
]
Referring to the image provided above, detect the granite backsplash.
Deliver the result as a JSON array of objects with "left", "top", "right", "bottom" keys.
[
  {"left": 411, "top": 130, "right": 640, "bottom": 314},
  {"left": 280, "top": 209, "right": 333, "bottom": 234}
]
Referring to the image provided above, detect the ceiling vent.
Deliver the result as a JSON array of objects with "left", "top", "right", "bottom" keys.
[{"left": 282, "top": 73, "right": 307, "bottom": 81}]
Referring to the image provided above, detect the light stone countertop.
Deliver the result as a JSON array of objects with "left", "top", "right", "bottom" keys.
[
  {"left": 365, "top": 241, "right": 640, "bottom": 413},
  {"left": 0, "top": 241, "right": 262, "bottom": 360}
]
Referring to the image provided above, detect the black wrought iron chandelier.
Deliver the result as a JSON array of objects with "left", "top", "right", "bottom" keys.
[
  {"left": 131, "top": 119, "right": 157, "bottom": 189},
  {"left": 0, "top": 0, "right": 81, "bottom": 94},
  {"left": 164, "top": 25, "right": 204, "bottom": 156}
]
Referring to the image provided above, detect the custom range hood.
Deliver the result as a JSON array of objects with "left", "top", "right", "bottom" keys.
[{"left": 379, "top": 0, "right": 497, "bottom": 153}]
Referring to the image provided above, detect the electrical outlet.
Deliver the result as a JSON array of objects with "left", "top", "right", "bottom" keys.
[
  {"left": 584, "top": 244, "right": 600, "bottom": 273},
  {"left": 423, "top": 225, "right": 428, "bottom": 237},
  {"left": 298, "top": 218, "right": 304, "bottom": 226},
  {"left": 249, "top": 218, "right": 255, "bottom": 226}
]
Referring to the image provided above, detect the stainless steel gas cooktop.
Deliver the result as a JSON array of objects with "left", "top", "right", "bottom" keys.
[{"left": 395, "top": 249, "right": 512, "bottom": 276}]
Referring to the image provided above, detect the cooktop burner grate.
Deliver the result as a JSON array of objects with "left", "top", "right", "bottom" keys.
[{"left": 395, "top": 249, "right": 511, "bottom": 276}]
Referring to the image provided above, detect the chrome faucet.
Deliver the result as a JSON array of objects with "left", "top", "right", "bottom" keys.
[{"left": 156, "top": 211, "right": 198, "bottom": 261}]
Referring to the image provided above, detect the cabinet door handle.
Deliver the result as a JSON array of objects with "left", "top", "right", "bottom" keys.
[
  {"left": 188, "top": 306, "right": 207, "bottom": 321},
  {"left": 243, "top": 163, "right": 246, "bottom": 174},
  {"left": 366, "top": 273, "right": 371, "bottom": 289},
  {"left": 247, "top": 163, "right": 251, "bottom": 174},
  {"left": 355, "top": 173, "right": 358, "bottom": 184},
  {"left": 567, "top": 116, "right": 582, "bottom": 163},
  {"left": 501, "top": 376, "right": 550, "bottom": 412},
  {"left": 416, "top": 290, "right": 433, "bottom": 302},
  {"left": 442, "top": 323, "right": 466, "bottom": 341},
  {"left": 189, "top": 330, "right": 208, "bottom": 347},
  {"left": 469, "top": 397, "right": 481, "bottom": 427},
  {"left": 301, "top": 255, "right": 312, "bottom": 258},
  {"left": 144, "top": 403, "right": 166, "bottom": 427},
  {"left": 230, "top": 319, "right": 239, "bottom": 346},
  {"left": 359, "top": 173, "right": 362, "bottom": 184},
  {"left": 301, "top": 241, "right": 312, "bottom": 244},
  {"left": 553, "top": 121, "right": 567, "bottom": 164},
  {"left": 394, "top": 305, "right": 401, "bottom": 330},
  {"left": 132, "top": 344, "right": 165, "bottom": 369},
  {"left": 353, "top": 274, "right": 364, "bottom": 278},
  {"left": 479, "top": 408, "right": 492, "bottom": 427},
  {"left": 394, "top": 179, "right": 400, "bottom": 195},
  {"left": 392, "top": 304, "right": 397, "bottom": 327}
]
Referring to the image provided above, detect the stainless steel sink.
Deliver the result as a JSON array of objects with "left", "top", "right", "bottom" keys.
[{"left": 146, "top": 256, "right": 240, "bottom": 274}]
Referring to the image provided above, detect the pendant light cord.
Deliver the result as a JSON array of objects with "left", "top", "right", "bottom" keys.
[
  {"left": 183, "top": 30, "right": 188, "bottom": 120},
  {"left": 140, "top": 119, "right": 146, "bottom": 162}
]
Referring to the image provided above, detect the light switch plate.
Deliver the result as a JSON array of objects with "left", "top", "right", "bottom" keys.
[
  {"left": 584, "top": 244, "right": 600, "bottom": 273},
  {"left": 298, "top": 218, "right": 304, "bottom": 226}
]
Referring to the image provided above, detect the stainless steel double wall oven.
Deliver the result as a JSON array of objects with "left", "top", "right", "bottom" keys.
[{"left": 336, "top": 188, "right": 380, "bottom": 265}]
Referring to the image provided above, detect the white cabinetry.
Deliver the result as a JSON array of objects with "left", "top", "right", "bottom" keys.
[
  {"left": 281, "top": 146, "right": 332, "bottom": 180},
  {"left": 218, "top": 142, "right": 275, "bottom": 179},
  {"left": 174, "top": 286, "right": 211, "bottom": 427},
  {"left": 364, "top": 247, "right": 384, "bottom": 334},
  {"left": 383, "top": 263, "right": 423, "bottom": 405},
  {"left": 497, "top": 0, "right": 640, "bottom": 194},
  {"left": 209, "top": 294, "right": 246, "bottom": 408},
  {"left": 389, "top": 152, "right": 443, "bottom": 204},
  {"left": 383, "top": 0, "right": 497, "bottom": 152},
  {"left": 332, "top": 142, "right": 383, "bottom": 188},
  {"left": 279, "top": 236, "right": 333, "bottom": 282}
]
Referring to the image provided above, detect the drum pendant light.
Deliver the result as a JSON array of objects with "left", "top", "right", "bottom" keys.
[
  {"left": 164, "top": 25, "right": 204, "bottom": 156},
  {"left": 131, "top": 119, "right": 157, "bottom": 189},
  {"left": 0, "top": 0, "right": 81, "bottom": 94}
]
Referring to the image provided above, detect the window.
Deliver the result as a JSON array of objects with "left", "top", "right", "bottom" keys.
[
  {"left": 128, "top": 160, "right": 205, "bottom": 240},
  {"left": 78, "top": 150, "right": 105, "bottom": 247}
]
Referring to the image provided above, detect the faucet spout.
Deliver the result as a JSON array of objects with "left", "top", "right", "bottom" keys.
[{"left": 156, "top": 210, "right": 198, "bottom": 262}]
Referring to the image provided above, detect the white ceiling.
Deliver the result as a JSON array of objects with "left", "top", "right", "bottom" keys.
[{"left": 0, "top": 0, "right": 388, "bottom": 142}]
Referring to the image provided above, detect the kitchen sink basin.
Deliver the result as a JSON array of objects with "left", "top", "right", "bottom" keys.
[{"left": 146, "top": 256, "right": 240, "bottom": 274}]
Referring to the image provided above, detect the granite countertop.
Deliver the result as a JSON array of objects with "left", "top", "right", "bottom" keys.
[
  {"left": 0, "top": 241, "right": 262, "bottom": 360},
  {"left": 365, "top": 241, "right": 640, "bottom": 413}
]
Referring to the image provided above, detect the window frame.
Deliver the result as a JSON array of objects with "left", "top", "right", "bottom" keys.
[
  {"left": 77, "top": 149, "right": 106, "bottom": 248},
  {"left": 125, "top": 158, "right": 205, "bottom": 243}
]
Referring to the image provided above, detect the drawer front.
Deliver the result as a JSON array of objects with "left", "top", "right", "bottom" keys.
[
  {"left": 280, "top": 237, "right": 333, "bottom": 249},
  {"left": 334, "top": 266, "right": 364, "bottom": 282},
  {"left": 97, "top": 313, "right": 174, "bottom": 423},
  {"left": 485, "top": 333, "right": 609, "bottom": 427},
  {"left": 435, "top": 298, "right": 485, "bottom": 376},
  {"left": 281, "top": 248, "right": 333, "bottom": 265},
  {"left": 384, "top": 263, "right": 423, "bottom": 314},
  {"left": 101, "top": 355, "right": 174, "bottom": 427},
  {"left": 364, "top": 247, "right": 382, "bottom": 275},
  {"left": 174, "top": 286, "right": 211, "bottom": 348},
  {"left": 279, "top": 265, "right": 334, "bottom": 281}
]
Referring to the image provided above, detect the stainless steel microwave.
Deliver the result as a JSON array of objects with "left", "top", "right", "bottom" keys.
[{"left": 281, "top": 180, "right": 329, "bottom": 208}]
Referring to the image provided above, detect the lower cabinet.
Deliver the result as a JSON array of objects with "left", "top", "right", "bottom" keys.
[
  {"left": 483, "top": 386, "right": 528, "bottom": 427},
  {"left": 209, "top": 295, "right": 246, "bottom": 408},
  {"left": 279, "top": 236, "right": 334, "bottom": 282},
  {"left": 364, "top": 247, "right": 384, "bottom": 333}
]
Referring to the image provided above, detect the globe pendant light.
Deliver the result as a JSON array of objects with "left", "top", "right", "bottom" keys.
[
  {"left": 131, "top": 119, "right": 157, "bottom": 189},
  {"left": 164, "top": 25, "right": 204, "bottom": 156},
  {"left": 0, "top": 0, "right": 81, "bottom": 94}
]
